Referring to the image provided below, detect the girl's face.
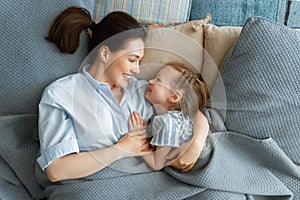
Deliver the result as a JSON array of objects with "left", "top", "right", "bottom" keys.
[
  {"left": 103, "top": 38, "right": 144, "bottom": 89},
  {"left": 145, "top": 66, "right": 180, "bottom": 109}
]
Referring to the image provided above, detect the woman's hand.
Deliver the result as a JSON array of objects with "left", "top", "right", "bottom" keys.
[{"left": 116, "top": 124, "right": 152, "bottom": 157}]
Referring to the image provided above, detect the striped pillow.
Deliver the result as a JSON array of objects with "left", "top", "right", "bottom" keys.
[{"left": 94, "top": 0, "right": 192, "bottom": 24}]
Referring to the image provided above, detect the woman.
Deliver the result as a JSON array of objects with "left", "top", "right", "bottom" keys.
[{"left": 37, "top": 6, "right": 209, "bottom": 183}]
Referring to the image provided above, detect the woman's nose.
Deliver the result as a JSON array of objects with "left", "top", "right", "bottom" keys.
[{"left": 131, "top": 66, "right": 140, "bottom": 74}]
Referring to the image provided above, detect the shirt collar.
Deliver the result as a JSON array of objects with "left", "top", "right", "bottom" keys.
[{"left": 81, "top": 64, "right": 110, "bottom": 90}]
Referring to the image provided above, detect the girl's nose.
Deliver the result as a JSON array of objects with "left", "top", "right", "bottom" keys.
[{"left": 148, "top": 79, "right": 154, "bottom": 84}]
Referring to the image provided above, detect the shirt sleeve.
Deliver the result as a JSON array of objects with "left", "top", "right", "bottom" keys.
[
  {"left": 37, "top": 87, "right": 79, "bottom": 170},
  {"left": 150, "top": 115, "right": 181, "bottom": 147}
]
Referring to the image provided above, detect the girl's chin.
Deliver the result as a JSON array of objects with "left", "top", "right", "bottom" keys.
[{"left": 144, "top": 93, "right": 151, "bottom": 101}]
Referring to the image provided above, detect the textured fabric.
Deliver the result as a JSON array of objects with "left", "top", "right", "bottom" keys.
[
  {"left": 0, "top": 115, "right": 45, "bottom": 199},
  {"left": 0, "top": 156, "right": 33, "bottom": 200},
  {"left": 0, "top": 0, "right": 95, "bottom": 115},
  {"left": 189, "top": 0, "right": 286, "bottom": 26},
  {"left": 287, "top": 1, "right": 300, "bottom": 28},
  {"left": 94, "top": 0, "right": 192, "bottom": 24},
  {"left": 38, "top": 110, "right": 300, "bottom": 199},
  {"left": 151, "top": 111, "right": 193, "bottom": 147},
  {"left": 37, "top": 66, "right": 152, "bottom": 170},
  {"left": 213, "top": 17, "right": 300, "bottom": 164}
]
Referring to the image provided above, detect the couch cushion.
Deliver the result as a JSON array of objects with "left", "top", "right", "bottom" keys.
[
  {"left": 202, "top": 24, "right": 242, "bottom": 89},
  {"left": 189, "top": 0, "right": 286, "bottom": 26},
  {"left": 213, "top": 17, "right": 300, "bottom": 164},
  {"left": 94, "top": 0, "right": 192, "bottom": 24},
  {"left": 136, "top": 20, "right": 206, "bottom": 81},
  {"left": 287, "top": 1, "right": 300, "bottom": 28},
  {"left": 0, "top": 1, "right": 95, "bottom": 115}
]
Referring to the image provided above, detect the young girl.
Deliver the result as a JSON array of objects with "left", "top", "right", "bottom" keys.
[{"left": 129, "top": 62, "right": 210, "bottom": 170}]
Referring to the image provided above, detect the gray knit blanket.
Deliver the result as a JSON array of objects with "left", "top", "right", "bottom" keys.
[{"left": 42, "top": 110, "right": 300, "bottom": 200}]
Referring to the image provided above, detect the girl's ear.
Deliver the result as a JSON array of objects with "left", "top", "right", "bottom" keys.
[
  {"left": 98, "top": 45, "right": 110, "bottom": 63},
  {"left": 168, "top": 91, "right": 183, "bottom": 104}
]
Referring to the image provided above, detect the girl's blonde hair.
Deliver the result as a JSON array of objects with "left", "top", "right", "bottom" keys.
[{"left": 166, "top": 62, "right": 210, "bottom": 117}]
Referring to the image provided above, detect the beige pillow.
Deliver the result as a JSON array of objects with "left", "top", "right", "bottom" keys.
[
  {"left": 136, "top": 20, "right": 206, "bottom": 80},
  {"left": 202, "top": 24, "right": 242, "bottom": 88}
]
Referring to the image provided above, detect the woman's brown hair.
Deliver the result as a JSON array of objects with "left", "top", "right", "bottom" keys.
[
  {"left": 166, "top": 62, "right": 210, "bottom": 117},
  {"left": 46, "top": 7, "right": 147, "bottom": 54}
]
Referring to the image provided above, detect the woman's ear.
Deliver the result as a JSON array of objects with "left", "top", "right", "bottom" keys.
[
  {"left": 168, "top": 91, "right": 183, "bottom": 104},
  {"left": 98, "top": 45, "right": 110, "bottom": 63}
]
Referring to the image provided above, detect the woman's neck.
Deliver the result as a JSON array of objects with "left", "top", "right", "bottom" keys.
[
  {"left": 88, "top": 62, "right": 124, "bottom": 103},
  {"left": 87, "top": 62, "right": 105, "bottom": 82},
  {"left": 111, "top": 86, "right": 123, "bottom": 103}
]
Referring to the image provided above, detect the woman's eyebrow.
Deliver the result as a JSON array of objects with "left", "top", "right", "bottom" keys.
[{"left": 129, "top": 54, "right": 139, "bottom": 58}]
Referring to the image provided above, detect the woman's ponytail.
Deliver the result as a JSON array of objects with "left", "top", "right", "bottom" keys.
[{"left": 46, "top": 7, "right": 93, "bottom": 54}]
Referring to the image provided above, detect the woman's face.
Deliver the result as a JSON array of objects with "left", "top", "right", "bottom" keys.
[
  {"left": 145, "top": 66, "right": 180, "bottom": 107},
  {"left": 103, "top": 38, "right": 144, "bottom": 89}
]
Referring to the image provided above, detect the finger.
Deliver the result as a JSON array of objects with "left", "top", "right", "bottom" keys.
[
  {"left": 133, "top": 112, "right": 142, "bottom": 124},
  {"left": 180, "top": 164, "right": 194, "bottom": 172},
  {"left": 130, "top": 113, "right": 137, "bottom": 124},
  {"left": 128, "top": 118, "right": 133, "bottom": 129}
]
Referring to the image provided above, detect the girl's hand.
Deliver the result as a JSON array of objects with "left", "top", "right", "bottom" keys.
[
  {"left": 166, "top": 111, "right": 209, "bottom": 172},
  {"left": 165, "top": 141, "right": 200, "bottom": 172},
  {"left": 128, "top": 111, "right": 146, "bottom": 131}
]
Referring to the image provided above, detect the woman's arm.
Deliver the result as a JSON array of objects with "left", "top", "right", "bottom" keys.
[
  {"left": 166, "top": 111, "right": 209, "bottom": 171},
  {"left": 45, "top": 130, "right": 151, "bottom": 182}
]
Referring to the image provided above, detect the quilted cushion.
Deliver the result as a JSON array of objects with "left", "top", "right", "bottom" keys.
[
  {"left": 0, "top": 0, "right": 95, "bottom": 115},
  {"left": 213, "top": 17, "right": 300, "bottom": 164},
  {"left": 287, "top": 1, "right": 300, "bottom": 28},
  {"left": 94, "top": 0, "right": 192, "bottom": 24}
]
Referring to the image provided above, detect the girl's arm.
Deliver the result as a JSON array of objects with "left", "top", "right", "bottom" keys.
[
  {"left": 45, "top": 130, "right": 151, "bottom": 182},
  {"left": 166, "top": 111, "right": 209, "bottom": 171},
  {"left": 142, "top": 146, "right": 172, "bottom": 170}
]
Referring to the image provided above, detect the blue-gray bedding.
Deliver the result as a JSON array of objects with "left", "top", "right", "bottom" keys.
[
  {"left": 1, "top": 111, "right": 299, "bottom": 199},
  {"left": 37, "top": 108, "right": 300, "bottom": 199}
]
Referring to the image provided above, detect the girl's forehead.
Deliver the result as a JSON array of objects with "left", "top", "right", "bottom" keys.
[{"left": 158, "top": 66, "right": 180, "bottom": 79}]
